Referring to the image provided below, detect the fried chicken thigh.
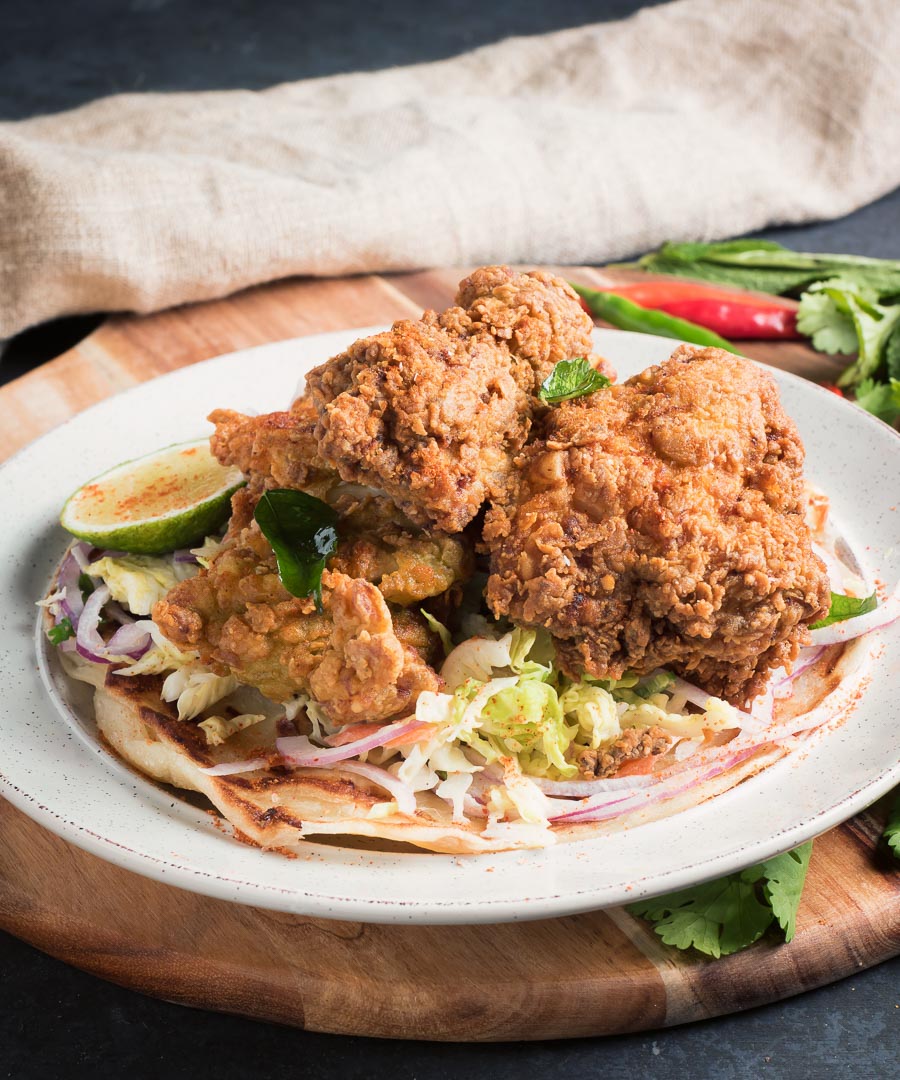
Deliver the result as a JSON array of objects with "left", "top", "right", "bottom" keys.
[
  {"left": 304, "top": 267, "right": 610, "bottom": 533},
  {"left": 485, "top": 346, "right": 830, "bottom": 706},
  {"left": 153, "top": 488, "right": 470, "bottom": 721}
]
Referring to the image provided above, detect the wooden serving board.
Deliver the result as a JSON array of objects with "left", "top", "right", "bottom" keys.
[{"left": 1, "top": 267, "right": 897, "bottom": 1042}]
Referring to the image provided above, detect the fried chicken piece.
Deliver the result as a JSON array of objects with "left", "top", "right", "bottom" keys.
[
  {"left": 305, "top": 267, "right": 610, "bottom": 533},
  {"left": 153, "top": 522, "right": 442, "bottom": 717},
  {"left": 305, "top": 318, "right": 527, "bottom": 533},
  {"left": 575, "top": 726, "right": 672, "bottom": 779},
  {"left": 452, "top": 265, "right": 612, "bottom": 383},
  {"left": 209, "top": 396, "right": 333, "bottom": 498},
  {"left": 153, "top": 488, "right": 470, "bottom": 717},
  {"left": 485, "top": 346, "right": 830, "bottom": 707},
  {"left": 308, "top": 573, "right": 438, "bottom": 723}
]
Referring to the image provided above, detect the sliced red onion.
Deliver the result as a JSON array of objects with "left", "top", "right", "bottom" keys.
[
  {"left": 549, "top": 745, "right": 762, "bottom": 824},
  {"left": 173, "top": 549, "right": 200, "bottom": 564},
  {"left": 57, "top": 543, "right": 92, "bottom": 624},
  {"left": 70, "top": 544, "right": 91, "bottom": 570},
  {"left": 277, "top": 717, "right": 429, "bottom": 766},
  {"left": 105, "top": 620, "right": 153, "bottom": 659},
  {"left": 74, "top": 586, "right": 152, "bottom": 663},
  {"left": 104, "top": 601, "right": 135, "bottom": 626},
  {"left": 198, "top": 757, "right": 269, "bottom": 776},
  {"left": 75, "top": 583, "right": 113, "bottom": 662},
  {"left": 809, "top": 590, "right": 899, "bottom": 647},
  {"left": 306, "top": 759, "right": 418, "bottom": 816},
  {"left": 774, "top": 646, "right": 826, "bottom": 690},
  {"left": 532, "top": 774, "right": 656, "bottom": 798}
]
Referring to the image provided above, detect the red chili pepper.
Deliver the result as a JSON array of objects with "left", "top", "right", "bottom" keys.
[
  {"left": 821, "top": 383, "right": 845, "bottom": 397},
  {"left": 586, "top": 282, "right": 800, "bottom": 340}
]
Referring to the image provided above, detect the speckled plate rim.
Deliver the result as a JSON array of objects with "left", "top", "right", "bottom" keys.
[{"left": 0, "top": 327, "right": 898, "bottom": 925}]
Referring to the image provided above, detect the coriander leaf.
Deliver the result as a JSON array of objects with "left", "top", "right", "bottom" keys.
[
  {"left": 629, "top": 877, "right": 773, "bottom": 959},
  {"left": 47, "top": 617, "right": 75, "bottom": 645},
  {"left": 78, "top": 572, "right": 95, "bottom": 598},
  {"left": 810, "top": 591, "right": 877, "bottom": 630},
  {"left": 853, "top": 378, "right": 900, "bottom": 425},
  {"left": 538, "top": 358, "right": 610, "bottom": 404},
  {"left": 253, "top": 489, "right": 338, "bottom": 611},
  {"left": 753, "top": 842, "right": 812, "bottom": 941},
  {"left": 796, "top": 290, "right": 858, "bottom": 355},
  {"left": 885, "top": 324, "right": 900, "bottom": 381},
  {"left": 883, "top": 789, "right": 900, "bottom": 859}
]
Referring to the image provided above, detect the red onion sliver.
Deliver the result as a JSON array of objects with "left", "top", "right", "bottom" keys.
[
  {"left": 198, "top": 758, "right": 269, "bottom": 776},
  {"left": 277, "top": 718, "right": 430, "bottom": 766},
  {"left": 75, "top": 584, "right": 112, "bottom": 660},
  {"left": 301, "top": 759, "right": 418, "bottom": 816},
  {"left": 809, "top": 589, "right": 899, "bottom": 647},
  {"left": 532, "top": 774, "right": 656, "bottom": 798},
  {"left": 550, "top": 745, "right": 762, "bottom": 824},
  {"left": 106, "top": 621, "right": 153, "bottom": 659}
]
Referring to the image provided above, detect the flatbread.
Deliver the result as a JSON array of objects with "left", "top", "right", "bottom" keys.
[{"left": 70, "top": 662, "right": 790, "bottom": 855}]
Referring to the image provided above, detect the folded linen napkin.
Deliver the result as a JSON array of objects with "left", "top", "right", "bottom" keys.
[{"left": 1, "top": 0, "right": 898, "bottom": 339}]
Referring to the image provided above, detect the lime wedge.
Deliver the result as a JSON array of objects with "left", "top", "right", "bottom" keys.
[{"left": 60, "top": 440, "right": 244, "bottom": 555}]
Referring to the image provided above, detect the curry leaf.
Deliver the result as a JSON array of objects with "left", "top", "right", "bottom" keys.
[{"left": 254, "top": 489, "right": 338, "bottom": 611}]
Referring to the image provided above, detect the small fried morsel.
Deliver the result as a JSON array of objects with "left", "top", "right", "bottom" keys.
[{"left": 575, "top": 726, "right": 673, "bottom": 780}]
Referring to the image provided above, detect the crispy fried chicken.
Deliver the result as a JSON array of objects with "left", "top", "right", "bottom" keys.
[
  {"left": 299, "top": 266, "right": 610, "bottom": 533},
  {"left": 485, "top": 346, "right": 830, "bottom": 707},
  {"left": 153, "top": 487, "right": 470, "bottom": 720}
]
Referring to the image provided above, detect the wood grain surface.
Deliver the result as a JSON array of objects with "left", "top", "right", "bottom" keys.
[{"left": 0, "top": 267, "right": 894, "bottom": 1042}]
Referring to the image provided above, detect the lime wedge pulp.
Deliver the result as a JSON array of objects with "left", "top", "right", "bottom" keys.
[{"left": 59, "top": 439, "right": 244, "bottom": 555}]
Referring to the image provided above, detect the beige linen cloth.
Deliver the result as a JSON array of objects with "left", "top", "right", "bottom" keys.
[{"left": 2, "top": 0, "right": 899, "bottom": 339}]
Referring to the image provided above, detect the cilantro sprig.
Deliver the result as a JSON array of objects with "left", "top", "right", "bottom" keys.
[
  {"left": 628, "top": 843, "right": 812, "bottom": 958},
  {"left": 253, "top": 489, "right": 338, "bottom": 611},
  {"left": 810, "top": 591, "right": 877, "bottom": 630},
  {"left": 538, "top": 357, "right": 611, "bottom": 404},
  {"left": 47, "top": 617, "right": 75, "bottom": 646}
]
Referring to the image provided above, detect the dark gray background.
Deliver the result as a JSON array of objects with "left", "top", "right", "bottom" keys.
[{"left": 1, "top": 2, "right": 898, "bottom": 1077}]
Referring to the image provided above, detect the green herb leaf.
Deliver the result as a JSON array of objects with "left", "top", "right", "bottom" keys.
[
  {"left": 78, "top": 572, "right": 95, "bottom": 598},
  {"left": 754, "top": 843, "right": 812, "bottom": 941},
  {"left": 628, "top": 878, "right": 773, "bottom": 959},
  {"left": 883, "top": 789, "right": 900, "bottom": 859},
  {"left": 47, "top": 617, "right": 75, "bottom": 646},
  {"left": 810, "top": 591, "right": 877, "bottom": 630},
  {"left": 853, "top": 378, "right": 900, "bottom": 425},
  {"left": 796, "top": 289, "right": 859, "bottom": 355},
  {"left": 628, "top": 842, "right": 813, "bottom": 958},
  {"left": 538, "top": 358, "right": 611, "bottom": 404},
  {"left": 884, "top": 325, "right": 900, "bottom": 381},
  {"left": 421, "top": 609, "right": 453, "bottom": 656},
  {"left": 253, "top": 489, "right": 339, "bottom": 611}
]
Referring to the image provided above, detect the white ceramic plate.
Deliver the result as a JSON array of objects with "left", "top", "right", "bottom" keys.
[{"left": 1, "top": 328, "right": 898, "bottom": 925}]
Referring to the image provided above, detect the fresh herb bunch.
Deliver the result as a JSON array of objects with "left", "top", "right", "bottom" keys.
[{"left": 633, "top": 240, "right": 900, "bottom": 424}]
